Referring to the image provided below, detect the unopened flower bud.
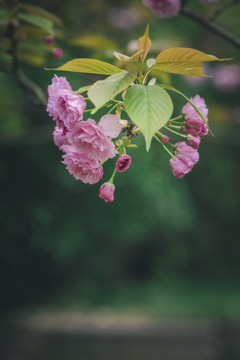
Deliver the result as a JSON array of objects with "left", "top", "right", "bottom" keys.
[
  {"left": 116, "top": 154, "right": 132, "bottom": 173},
  {"left": 119, "top": 119, "right": 129, "bottom": 128},
  {"left": 52, "top": 48, "right": 63, "bottom": 59},
  {"left": 161, "top": 135, "right": 169, "bottom": 144},
  {"left": 45, "top": 36, "right": 55, "bottom": 45},
  {"left": 99, "top": 183, "right": 115, "bottom": 202}
]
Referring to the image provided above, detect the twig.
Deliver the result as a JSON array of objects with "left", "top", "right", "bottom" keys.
[
  {"left": 5, "top": 19, "right": 47, "bottom": 107},
  {"left": 15, "top": 70, "right": 47, "bottom": 107},
  {"left": 208, "top": 0, "right": 240, "bottom": 22},
  {"left": 181, "top": 8, "right": 240, "bottom": 49}
]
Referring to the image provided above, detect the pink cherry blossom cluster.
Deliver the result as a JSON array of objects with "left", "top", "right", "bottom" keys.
[
  {"left": 47, "top": 75, "right": 132, "bottom": 202},
  {"left": 47, "top": 76, "right": 209, "bottom": 201},
  {"left": 167, "top": 95, "right": 208, "bottom": 178}
]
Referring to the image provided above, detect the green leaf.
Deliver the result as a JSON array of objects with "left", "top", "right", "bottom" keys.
[
  {"left": 124, "top": 85, "right": 173, "bottom": 151},
  {"left": 75, "top": 85, "right": 91, "bottom": 94},
  {"left": 47, "top": 58, "right": 123, "bottom": 75},
  {"left": 88, "top": 71, "right": 137, "bottom": 113},
  {"left": 160, "top": 84, "right": 213, "bottom": 135},
  {"left": 18, "top": 12, "right": 54, "bottom": 35},
  {"left": 23, "top": 4, "right": 63, "bottom": 27},
  {"left": 152, "top": 47, "right": 231, "bottom": 77},
  {"left": 138, "top": 25, "right": 151, "bottom": 62}
]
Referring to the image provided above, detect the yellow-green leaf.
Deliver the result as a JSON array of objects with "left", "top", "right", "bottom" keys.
[
  {"left": 152, "top": 62, "right": 206, "bottom": 77},
  {"left": 47, "top": 58, "right": 123, "bottom": 75},
  {"left": 71, "top": 35, "right": 117, "bottom": 50},
  {"left": 153, "top": 47, "right": 230, "bottom": 77},
  {"left": 23, "top": 4, "right": 63, "bottom": 27},
  {"left": 138, "top": 25, "right": 151, "bottom": 62},
  {"left": 113, "top": 50, "right": 145, "bottom": 63}
]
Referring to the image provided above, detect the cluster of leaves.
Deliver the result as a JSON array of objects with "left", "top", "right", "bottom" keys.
[
  {"left": 50, "top": 26, "right": 227, "bottom": 150},
  {"left": 0, "top": 1, "right": 63, "bottom": 68}
]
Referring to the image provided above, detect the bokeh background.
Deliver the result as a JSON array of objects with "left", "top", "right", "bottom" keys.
[{"left": 1, "top": 0, "right": 240, "bottom": 359}]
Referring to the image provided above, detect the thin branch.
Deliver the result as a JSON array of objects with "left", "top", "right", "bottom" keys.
[
  {"left": 208, "top": 0, "right": 240, "bottom": 22},
  {"left": 4, "top": 19, "right": 47, "bottom": 107},
  {"left": 15, "top": 70, "right": 47, "bottom": 107},
  {"left": 181, "top": 7, "right": 240, "bottom": 49}
]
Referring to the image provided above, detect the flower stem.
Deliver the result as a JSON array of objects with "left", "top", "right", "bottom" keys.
[
  {"left": 107, "top": 103, "right": 118, "bottom": 114},
  {"left": 109, "top": 168, "right": 117, "bottom": 184},
  {"left": 162, "top": 126, "right": 186, "bottom": 139},
  {"left": 169, "top": 115, "right": 183, "bottom": 122},
  {"left": 153, "top": 135, "right": 174, "bottom": 157},
  {"left": 168, "top": 124, "right": 182, "bottom": 129}
]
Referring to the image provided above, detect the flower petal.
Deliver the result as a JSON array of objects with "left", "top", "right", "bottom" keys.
[{"left": 98, "top": 114, "right": 122, "bottom": 138}]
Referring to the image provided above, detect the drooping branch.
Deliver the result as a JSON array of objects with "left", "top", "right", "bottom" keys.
[
  {"left": 181, "top": 5, "right": 240, "bottom": 50},
  {"left": 208, "top": 0, "right": 240, "bottom": 22}
]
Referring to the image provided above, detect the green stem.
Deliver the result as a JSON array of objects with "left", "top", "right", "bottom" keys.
[
  {"left": 162, "top": 126, "right": 186, "bottom": 139},
  {"left": 169, "top": 115, "right": 183, "bottom": 122},
  {"left": 111, "top": 99, "right": 124, "bottom": 104},
  {"left": 168, "top": 124, "right": 182, "bottom": 129},
  {"left": 153, "top": 135, "right": 174, "bottom": 157},
  {"left": 109, "top": 168, "right": 117, "bottom": 184},
  {"left": 107, "top": 103, "right": 118, "bottom": 114}
]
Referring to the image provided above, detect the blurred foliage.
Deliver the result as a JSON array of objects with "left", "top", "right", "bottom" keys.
[{"left": 0, "top": 0, "right": 240, "bottom": 315}]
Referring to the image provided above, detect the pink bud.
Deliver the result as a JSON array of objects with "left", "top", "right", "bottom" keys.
[
  {"left": 116, "top": 154, "right": 132, "bottom": 173},
  {"left": 45, "top": 36, "right": 55, "bottom": 45},
  {"left": 161, "top": 135, "right": 169, "bottom": 144},
  {"left": 187, "top": 135, "right": 201, "bottom": 150},
  {"left": 52, "top": 48, "right": 63, "bottom": 59},
  {"left": 99, "top": 183, "right": 115, "bottom": 202}
]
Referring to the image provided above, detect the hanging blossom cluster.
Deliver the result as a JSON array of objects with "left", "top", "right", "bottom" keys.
[
  {"left": 46, "top": 26, "right": 228, "bottom": 202},
  {"left": 47, "top": 75, "right": 208, "bottom": 197}
]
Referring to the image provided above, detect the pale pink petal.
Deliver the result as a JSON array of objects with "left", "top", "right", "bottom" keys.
[{"left": 98, "top": 114, "right": 122, "bottom": 138}]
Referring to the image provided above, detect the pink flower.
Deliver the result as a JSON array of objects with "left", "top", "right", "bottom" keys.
[
  {"left": 116, "top": 154, "right": 132, "bottom": 172},
  {"left": 170, "top": 141, "right": 199, "bottom": 178},
  {"left": 187, "top": 135, "right": 201, "bottom": 150},
  {"left": 142, "top": 0, "right": 181, "bottom": 18},
  {"left": 48, "top": 74, "right": 71, "bottom": 98},
  {"left": 181, "top": 95, "right": 208, "bottom": 136},
  {"left": 45, "top": 36, "right": 54, "bottom": 45},
  {"left": 53, "top": 126, "right": 70, "bottom": 150},
  {"left": 99, "top": 183, "right": 115, "bottom": 202},
  {"left": 68, "top": 115, "right": 122, "bottom": 163},
  {"left": 170, "top": 157, "right": 192, "bottom": 179},
  {"left": 52, "top": 48, "right": 63, "bottom": 59},
  {"left": 161, "top": 135, "right": 169, "bottom": 144},
  {"left": 47, "top": 75, "right": 86, "bottom": 131},
  {"left": 62, "top": 151, "right": 103, "bottom": 184}
]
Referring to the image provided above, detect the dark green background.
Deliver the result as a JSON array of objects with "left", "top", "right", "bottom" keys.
[{"left": 0, "top": 0, "right": 240, "bottom": 317}]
